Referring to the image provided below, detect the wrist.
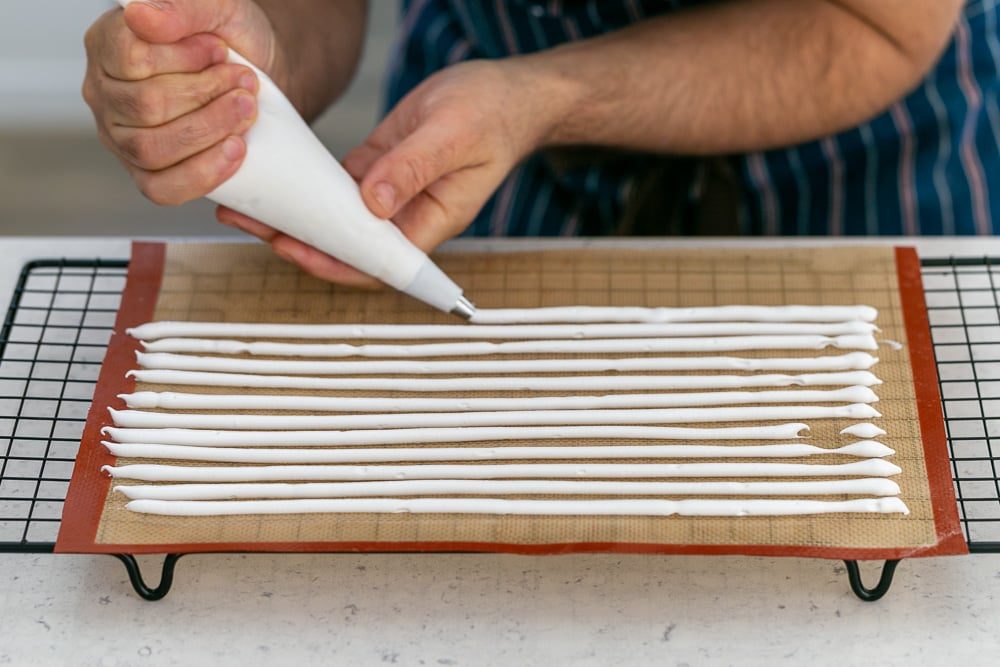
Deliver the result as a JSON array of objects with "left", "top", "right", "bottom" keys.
[
  {"left": 261, "top": 30, "right": 332, "bottom": 121},
  {"left": 253, "top": 1, "right": 346, "bottom": 120},
  {"left": 250, "top": 3, "right": 303, "bottom": 109},
  {"left": 504, "top": 52, "right": 588, "bottom": 152}
]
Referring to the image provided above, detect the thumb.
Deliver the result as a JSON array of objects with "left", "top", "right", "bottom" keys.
[
  {"left": 122, "top": 0, "right": 270, "bottom": 65},
  {"left": 360, "top": 124, "right": 466, "bottom": 220}
]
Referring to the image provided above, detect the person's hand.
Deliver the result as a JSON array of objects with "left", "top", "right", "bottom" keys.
[
  {"left": 218, "top": 59, "right": 561, "bottom": 287},
  {"left": 83, "top": 0, "right": 285, "bottom": 206}
]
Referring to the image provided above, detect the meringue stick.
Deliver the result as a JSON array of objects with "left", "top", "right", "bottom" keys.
[
  {"left": 118, "top": 386, "right": 879, "bottom": 413},
  {"left": 102, "top": 458, "right": 902, "bottom": 482},
  {"left": 467, "top": 305, "right": 878, "bottom": 324},
  {"left": 135, "top": 351, "right": 880, "bottom": 375},
  {"left": 129, "top": 369, "right": 882, "bottom": 393},
  {"left": 102, "top": 440, "right": 895, "bottom": 464},
  {"left": 841, "top": 423, "right": 888, "bottom": 438},
  {"left": 123, "top": 497, "right": 909, "bottom": 517},
  {"left": 108, "top": 404, "right": 881, "bottom": 430},
  {"left": 103, "top": 423, "right": 810, "bottom": 446},
  {"left": 113, "top": 478, "right": 904, "bottom": 501},
  {"left": 135, "top": 334, "right": 877, "bottom": 357},
  {"left": 129, "top": 320, "right": 877, "bottom": 342}
]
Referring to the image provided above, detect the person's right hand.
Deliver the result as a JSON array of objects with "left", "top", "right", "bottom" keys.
[{"left": 83, "top": 0, "right": 282, "bottom": 206}]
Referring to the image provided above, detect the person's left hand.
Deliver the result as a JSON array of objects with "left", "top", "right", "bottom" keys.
[{"left": 217, "top": 58, "right": 560, "bottom": 286}]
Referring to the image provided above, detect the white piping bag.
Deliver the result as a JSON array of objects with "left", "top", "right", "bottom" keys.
[{"left": 114, "top": 0, "right": 475, "bottom": 318}]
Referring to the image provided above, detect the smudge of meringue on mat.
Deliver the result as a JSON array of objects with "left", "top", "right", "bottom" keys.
[
  {"left": 112, "top": 478, "right": 904, "bottom": 501},
  {"left": 101, "top": 423, "right": 812, "bottom": 446},
  {"left": 116, "top": 386, "right": 879, "bottom": 412},
  {"left": 102, "top": 459, "right": 902, "bottom": 482},
  {"left": 133, "top": 351, "right": 880, "bottom": 375},
  {"left": 107, "top": 405, "right": 881, "bottom": 430},
  {"left": 101, "top": 440, "right": 895, "bottom": 464},
  {"left": 122, "top": 497, "right": 909, "bottom": 518},
  {"left": 841, "top": 423, "right": 889, "bottom": 439},
  {"left": 127, "top": 320, "right": 878, "bottom": 341}
]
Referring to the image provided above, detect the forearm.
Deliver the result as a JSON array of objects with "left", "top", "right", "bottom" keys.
[
  {"left": 525, "top": 0, "right": 962, "bottom": 155},
  {"left": 257, "top": 0, "right": 367, "bottom": 120}
]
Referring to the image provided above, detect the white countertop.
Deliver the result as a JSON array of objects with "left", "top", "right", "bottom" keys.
[{"left": 2, "top": 236, "right": 998, "bottom": 667}]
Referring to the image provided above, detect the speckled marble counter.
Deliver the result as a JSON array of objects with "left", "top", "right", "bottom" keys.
[{"left": 1, "top": 237, "right": 997, "bottom": 667}]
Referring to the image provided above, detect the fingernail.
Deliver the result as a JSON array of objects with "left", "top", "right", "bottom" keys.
[
  {"left": 239, "top": 72, "right": 256, "bottom": 92},
  {"left": 372, "top": 182, "right": 396, "bottom": 216},
  {"left": 236, "top": 93, "right": 256, "bottom": 119},
  {"left": 221, "top": 136, "right": 243, "bottom": 161}
]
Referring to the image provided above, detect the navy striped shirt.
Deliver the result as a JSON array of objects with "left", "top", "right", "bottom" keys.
[{"left": 385, "top": 0, "right": 1000, "bottom": 236}]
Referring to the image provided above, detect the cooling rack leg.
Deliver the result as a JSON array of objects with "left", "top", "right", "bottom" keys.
[
  {"left": 843, "top": 559, "right": 900, "bottom": 601},
  {"left": 114, "top": 554, "right": 184, "bottom": 601}
]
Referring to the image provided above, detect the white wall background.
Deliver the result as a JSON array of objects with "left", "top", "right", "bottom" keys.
[
  {"left": 0, "top": 1, "right": 113, "bottom": 128},
  {"left": 0, "top": 1, "right": 397, "bottom": 132}
]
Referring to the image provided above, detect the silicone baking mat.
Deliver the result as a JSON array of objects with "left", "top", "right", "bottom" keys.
[{"left": 56, "top": 242, "right": 966, "bottom": 558}]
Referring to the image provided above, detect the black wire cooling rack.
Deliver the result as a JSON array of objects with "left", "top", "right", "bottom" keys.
[
  {"left": 921, "top": 258, "right": 1000, "bottom": 552},
  {"left": 0, "top": 259, "right": 127, "bottom": 551},
  {"left": 1, "top": 256, "right": 998, "bottom": 601}
]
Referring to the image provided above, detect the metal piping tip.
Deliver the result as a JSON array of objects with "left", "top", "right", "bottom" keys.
[{"left": 450, "top": 295, "right": 476, "bottom": 321}]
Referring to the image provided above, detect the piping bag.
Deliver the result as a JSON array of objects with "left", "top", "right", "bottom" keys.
[{"left": 114, "top": 0, "right": 475, "bottom": 319}]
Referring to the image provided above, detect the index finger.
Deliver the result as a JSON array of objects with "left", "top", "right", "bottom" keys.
[{"left": 93, "top": 10, "right": 226, "bottom": 80}]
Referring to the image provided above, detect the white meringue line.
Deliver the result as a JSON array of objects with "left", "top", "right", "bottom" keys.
[
  {"left": 127, "top": 320, "right": 878, "bottom": 341},
  {"left": 116, "top": 386, "right": 879, "bottom": 412},
  {"left": 101, "top": 423, "right": 811, "bottom": 447},
  {"left": 466, "top": 305, "right": 879, "bottom": 325},
  {"left": 102, "top": 458, "right": 902, "bottom": 482},
  {"left": 134, "top": 334, "right": 878, "bottom": 357},
  {"left": 123, "top": 497, "right": 909, "bottom": 517},
  {"left": 133, "top": 352, "right": 880, "bottom": 376},
  {"left": 112, "top": 478, "right": 903, "bottom": 501},
  {"left": 107, "top": 405, "right": 881, "bottom": 430},
  {"left": 127, "top": 367, "right": 883, "bottom": 391},
  {"left": 101, "top": 440, "right": 894, "bottom": 464}
]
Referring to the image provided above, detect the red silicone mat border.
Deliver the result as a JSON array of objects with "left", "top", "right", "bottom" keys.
[{"left": 56, "top": 241, "right": 165, "bottom": 552}]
